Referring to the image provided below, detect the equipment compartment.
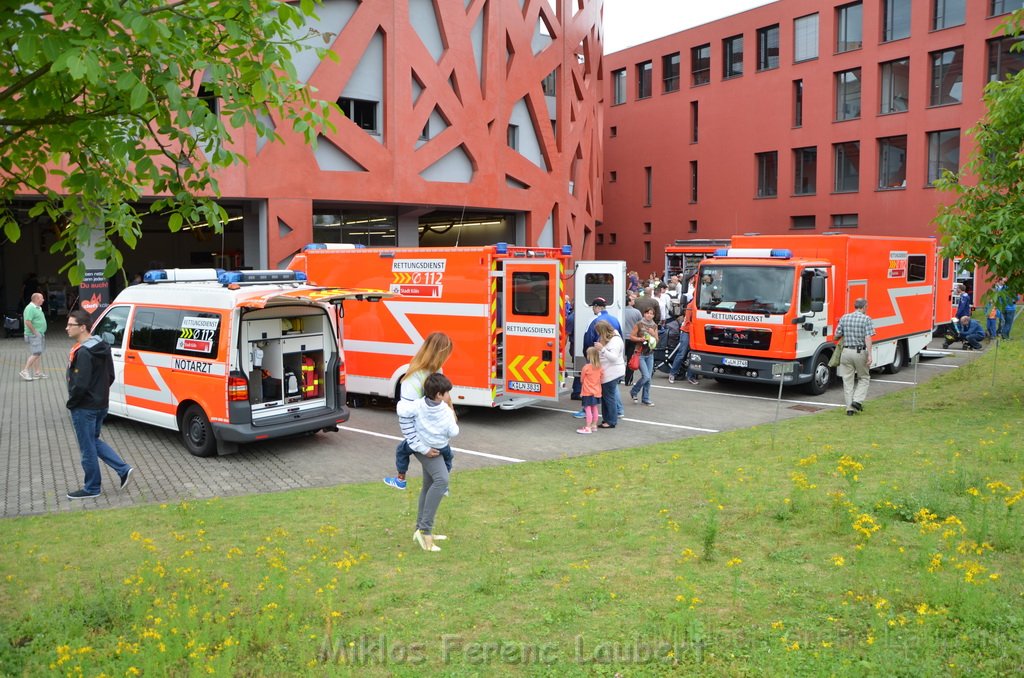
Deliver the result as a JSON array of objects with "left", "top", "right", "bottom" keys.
[{"left": 242, "top": 310, "right": 331, "bottom": 408}]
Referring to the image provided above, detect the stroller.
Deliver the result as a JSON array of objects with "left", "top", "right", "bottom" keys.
[
  {"left": 654, "top": 320, "right": 682, "bottom": 375},
  {"left": 3, "top": 311, "right": 21, "bottom": 338}
]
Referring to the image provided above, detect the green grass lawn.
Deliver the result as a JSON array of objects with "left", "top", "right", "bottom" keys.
[{"left": 3, "top": 344, "right": 1023, "bottom": 676}]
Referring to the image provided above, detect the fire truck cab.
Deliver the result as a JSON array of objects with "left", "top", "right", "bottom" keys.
[{"left": 687, "top": 234, "right": 954, "bottom": 393}]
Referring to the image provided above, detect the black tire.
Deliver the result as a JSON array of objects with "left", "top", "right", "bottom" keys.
[
  {"left": 803, "top": 354, "right": 832, "bottom": 395},
  {"left": 181, "top": 404, "right": 217, "bottom": 457},
  {"left": 884, "top": 341, "right": 906, "bottom": 374}
]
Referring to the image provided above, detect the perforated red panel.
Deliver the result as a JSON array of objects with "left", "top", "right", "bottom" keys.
[{"left": 225, "top": 0, "right": 604, "bottom": 266}]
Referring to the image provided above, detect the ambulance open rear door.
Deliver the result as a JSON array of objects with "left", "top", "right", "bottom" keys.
[{"left": 500, "top": 259, "right": 561, "bottom": 406}]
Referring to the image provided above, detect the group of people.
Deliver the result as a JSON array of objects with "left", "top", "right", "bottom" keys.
[
  {"left": 571, "top": 283, "right": 701, "bottom": 433},
  {"left": 943, "top": 282, "right": 1018, "bottom": 350}
]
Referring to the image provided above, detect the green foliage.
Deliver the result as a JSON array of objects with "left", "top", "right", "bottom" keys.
[
  {"left": 0, "top": 0, "right": 337, "bottom": 283},
  {"left": 3, "top": 347, "right": 1024, "bottom": 674},
  {"left": 935, "top": 10, "right": 1024, "bottom": 301}
]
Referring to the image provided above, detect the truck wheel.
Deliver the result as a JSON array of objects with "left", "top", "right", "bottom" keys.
[
  {"left": 884, "top": 341, "right": 906, "bottom": 374},
  {"left": 181, "top": 404, "right": 217, "bottom": 457},
  {"left": 803, "top": 355, "right": 832, "bottom": 395}
]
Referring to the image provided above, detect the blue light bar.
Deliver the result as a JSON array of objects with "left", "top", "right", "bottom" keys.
[
  {"left": 218, "top": 270, "right": 307, "bottom": 285},
  {"left": 303, "top": 243, "right": 327, "bottom": 250},
  {"left": 143, "top": 270, "right": 167, "bottom": 283},
  {"left": 496, "top": 242, "right": 509, "bottom": 254},
  {"left": 561, "top": 245, "right": 572, "bottom": 256},
  {"left": 770, "top": 249, "right": 793, "bottom": 259},
  {"left": 714, "top": 248, "right": 729, "bottom": 257}
]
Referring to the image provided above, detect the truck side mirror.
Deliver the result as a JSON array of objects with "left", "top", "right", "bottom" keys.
[{"left": 810, "top": 276, "right": 825, "bottom": 312}]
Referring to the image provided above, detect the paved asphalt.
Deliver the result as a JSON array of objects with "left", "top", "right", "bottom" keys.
[{"left": 0, "top": 327, "right": 978, "bottom": 518}]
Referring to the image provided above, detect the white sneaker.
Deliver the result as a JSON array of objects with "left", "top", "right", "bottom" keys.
[
  {"left": 667, "top": 375, "right": 675, "bottom": 383},
  {"left": 19, "top": 371, "right": 34, "bottom": 381}
]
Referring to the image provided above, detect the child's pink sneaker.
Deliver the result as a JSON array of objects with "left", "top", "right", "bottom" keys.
[{"left": 576, "top": 427, "right": 592, "bottom": 434}]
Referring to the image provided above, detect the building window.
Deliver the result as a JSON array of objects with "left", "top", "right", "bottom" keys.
[
  {"left": 794, "top": 147, "right": 817, "bottom": 195},
  {"left": 835, "top": 68, "right": 862, "bottom": 120},
  {"left": 197, "top": 83, "right": 219, "bottom": 116},
  {"left": 723, "top": 35, "right": 744, "bottom": 78},
  {"left": 988, "top": 37, "right": 1024, "bottom": 82},
  {"left": 878, "top": 136, "right": 908, "bottom": 189},
  {"left": 791, "top": 216, "right": 816, "bottom": 230},
  {"left": 644, "top": 222, "right": 652, "bottom": 234},
  {"left": 645, "top": 166, "right": 653, "bottom": 206},
  {"left": 609, "top": 170, "right": 617, "bottom": 183},
  {"left": 643, "top": 241, "right": 651, "bottom": 263},
  {"left": 883, "top": 0, "right": 911, "bottom": 42},
  {"left": 793, "top": 80, "right": 803, "bottom": 127},
  {"left": 689, "top": 161, "right": 698, "bottom": 202},
  {"left": 597, "top": 233, "right": 604, "bottom": 245},
  {"left": 507, "top": 124, "right": 519, "bottom": 149},
  {"left": 834, "top": 141, "right": 860, "bottom": 193},
  {"left": 609, "top": 233, "right": 617, "bottom": 245},
  {"left": 337, "top": 97, "right": 378, "bottom": 133},
  {"left": 831, "top": 214, "right": 859, "bottom": 228},
  {"left": 691, "top": 44, "right": 710, "bottom": 85},
  {"left": 542, "top": 70, "right": 557, "bottom": 96},
  {"left": 930, "top": 48, "right": 964, "bottom": 106},
  {"left": 636, "top": 60, "right": 653, "bottom": 99},
  {"left": 836, "top": 2, "right": 863, "bottom": 53},
  {"left": 880, "top": 58, "right": 910, "bottom": 114},
  {"left": 794, "top": 14, "right": 819, "bottom": 62},
  {"left": 934, "top": 0, "right": 965, "bottom": 29},
  {"left": 690, "top": 101, "right": 699, "bottom": 143},
  {"left": 991, "top": 1, "right": 1024, "bottom": 16},
  {"left": 610, "top": 125, "right": 617, "bottom": 138},
  {"left": 612, "top": 68, "right": 626, "bottom": 104},
  {"left": 663, "top": 52, "right": 680, "bottom": 92},
  {"left": 927, "top": 129, "right": 960, "bottom": 184},
  {"left": 757, "top": 25, "right": 780, "bottom": 71},
  {"left": 689, "top": 220, "right": 698, "bottom": 233},
  {"left": 756, "top": 151, "right": 778, "bottom": 198}
]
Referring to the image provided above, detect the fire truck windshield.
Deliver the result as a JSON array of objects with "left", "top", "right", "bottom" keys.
[{"left": 697, "top": 265, "right": 795, "bottom": 315}]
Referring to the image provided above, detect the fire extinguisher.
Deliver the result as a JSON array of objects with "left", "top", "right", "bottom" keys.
[{"left": 301, "top": 355, "right": 321, "bottom": 398}]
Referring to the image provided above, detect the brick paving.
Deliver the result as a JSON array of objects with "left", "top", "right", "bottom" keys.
[{"left": 0, "top": 329, "right": 344, "bottom": 518}]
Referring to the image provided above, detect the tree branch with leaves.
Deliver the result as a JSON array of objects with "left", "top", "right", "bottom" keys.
[
  {"left": 0, "top": 0, "right": 337, "bottom": 283},
  {"left": 935, "top": 10, "right": 1024, "bottom": 302}
]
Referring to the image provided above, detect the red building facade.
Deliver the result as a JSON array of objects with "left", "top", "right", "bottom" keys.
[
  {"left": 3, "top": 0, "right": 604, "bottom": 310},
  {"left": 599, "top": 0, "right": 1022, "bottom": 279}
]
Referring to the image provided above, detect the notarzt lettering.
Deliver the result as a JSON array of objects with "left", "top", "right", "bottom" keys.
[{"left": 173, "top": 358, "right": 213, "bottom": 373}]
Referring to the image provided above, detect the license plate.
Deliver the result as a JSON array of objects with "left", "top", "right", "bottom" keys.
[{"left": 723, "top": 358, "right": 748, "bottom": 368}]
